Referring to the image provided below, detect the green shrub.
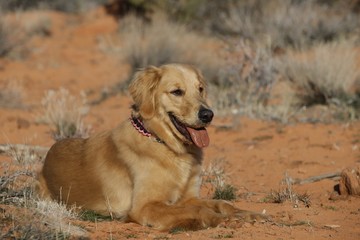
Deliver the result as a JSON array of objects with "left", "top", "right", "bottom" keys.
[{"left": 213, "top": 184, "right": 237, "bottom": 201}]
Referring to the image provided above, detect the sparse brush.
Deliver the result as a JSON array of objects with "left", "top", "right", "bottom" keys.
[
  {"left": 202, "top": 159, "right": 237, "bottom": 200},
  {"left": 118, "top": 14, "right": 218, "bottom": 90},
  {"left": 0, "top": 170, "right": 34, "bottom": 206},
  {"left": 0, "top": 0, "right": 107, "bottom": 13},
  {"left": 182, "top": 0, "right": 360, "bottom": 49},
  {"left": 0, "top": 144, "right": 43, "bottom": 206},
  {"left": 0, "top": 13, "right": 28, "bottom": 59},
  {"left": 209, "top": 41, "right": 276, "bottom": 117},
  {"left": 40, "top": 88, "right": 91, "bottom": 140},
  {"left": 0, "top": 144, "right": 85, "bottom": 238},
  {"left": 7, "top": 143, "right": 42, "bottom": 167},
  {"left": 0, "top": 202, "right": 83, "bottom": 239},
  {"left": 202, "top": 159, "right": 227, "bottom": 190},
  {"left": 23, "top": 11, "right": 52, "bottom": 37},
  {"left": 277, "top": 40, "right": 360, "bottom": 121},
  {"left": 0, "top": 80, "right": 25, "bottom": 108},
  {"left": 264, "top": 172, "right": 311, "bottom": 207}
]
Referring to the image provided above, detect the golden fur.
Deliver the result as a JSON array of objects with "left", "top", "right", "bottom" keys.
[{"left": 38, "top": 64, "right": 266, "bottom": 231}]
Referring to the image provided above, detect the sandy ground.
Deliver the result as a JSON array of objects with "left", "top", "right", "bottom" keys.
[{"left": 0, "top": 8, "right": 359, "bottom": 240}]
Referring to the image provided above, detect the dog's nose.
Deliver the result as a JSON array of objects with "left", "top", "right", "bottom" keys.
[{"left": 198, "top": 106, "right": 214, "bottom": 124}]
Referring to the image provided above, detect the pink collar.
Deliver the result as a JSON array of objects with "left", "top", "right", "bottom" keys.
[{"left": 130, "top": 116, "right": 164, "bottom": 144}]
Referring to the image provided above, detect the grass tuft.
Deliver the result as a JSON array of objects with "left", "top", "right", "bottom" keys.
[
  {"left": 80, "top": 210, "right": 113, "bottom": 222},
  {"left": 213, "top": 184, "right": 237, "bottom": 201},
  {"left": 264, "top": 172, "right": 311, "bottom": 207},
  {"left": 39, "top": 88, "right": 91, "bottom": 140},
  {"left": 202, "top": 159, "right": 238, "bottom": 201},
  {"left": 0, "top": 144, "right": 86, "bottom": 238}
]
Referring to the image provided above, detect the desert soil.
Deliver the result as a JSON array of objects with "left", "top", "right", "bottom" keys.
[{"left": 0, "top": 8, "right": 359, "bottom": 240}]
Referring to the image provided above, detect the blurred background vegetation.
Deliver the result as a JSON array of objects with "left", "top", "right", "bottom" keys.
[{"left": 1, "top": 0, "right": 360, "bottom": 122}]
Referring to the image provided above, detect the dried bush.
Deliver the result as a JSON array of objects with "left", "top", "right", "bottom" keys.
[
  {"left": 156, "top": 0, "right": 359, "bottom": 50},
  {"left": 202, "top": 159, "right": 237, "bottom": 200},
  {"left": 264, "top": 172, "right": 311, "bottom": 207},
  {"left": 0, "top": 10, "right": 51, "bottom": 59},
  {"left": 117, "top": 14, "right": 218, "bottom": 90},
  {"left": 0, "top": 80, "right": 24, "bottom": 108},
  {"left": 0, "top": 14, "right": 26, "bottom": 58},
  {"left": 277, "top": 40, "right": 360, "bottom": 120},
  {"left": 22, "top": 11, "right": 52, "bottom": 37},
  {"left": 208, "top": 41, "right": 276, "bottom": 117},
  {"left": 216, "top": 0, "right": 359, "bottom": 49},
  {"left": 40, "top": 88, "right": 91, "bottom": 140},
  {"left": 0, "top": 0, "right": 108, "bottom": 13},
  {"left": 0, "top": 145, "right": 84, "bottom": 239},
  {"left": 0, "top": 174, "right": 83, "bottom": 239}
]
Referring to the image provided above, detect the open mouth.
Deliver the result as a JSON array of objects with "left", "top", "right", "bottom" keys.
[{"left": 168, "top": 113, "right": 210, "bottom": 148}]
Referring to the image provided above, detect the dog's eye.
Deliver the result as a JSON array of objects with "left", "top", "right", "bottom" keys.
[
  {"left": 199, "top": 87, "right": 204, "bottom": 93},
  {"left": 170, "top": 89, "right": 184, "bottom": 96}
]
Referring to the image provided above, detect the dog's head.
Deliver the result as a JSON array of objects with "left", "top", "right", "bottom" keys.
[{"left": 129, "top": 64, "right": 213, "bottom": 149}]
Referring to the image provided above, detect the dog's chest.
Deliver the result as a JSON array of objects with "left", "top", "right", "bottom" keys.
[{"left": 166, "top": 156, "right": 201, "bottom": 204}]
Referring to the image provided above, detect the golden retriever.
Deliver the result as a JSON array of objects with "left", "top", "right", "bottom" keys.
[{"left": 38, "top": 63, "right": 266, "bottom": 231}]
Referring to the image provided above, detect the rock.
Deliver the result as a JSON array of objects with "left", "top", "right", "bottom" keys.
[{"left": 339, "top": 166, "right": 360, "bottom": 196}]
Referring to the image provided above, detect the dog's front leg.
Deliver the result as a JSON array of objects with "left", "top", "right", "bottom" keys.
[
  {"left": 128, "top": 201, "right": 226, "bottom": 231},
  {"left": 182, "top": 198, "right": 268, "bottom": 222}
]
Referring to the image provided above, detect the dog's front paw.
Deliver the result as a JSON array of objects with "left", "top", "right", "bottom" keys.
[
  {"left": 218, "top": 209, "right": 270, "bottom": 229},
  {"left": 235, "top": 209, "right": 270, "bottom": 223}
]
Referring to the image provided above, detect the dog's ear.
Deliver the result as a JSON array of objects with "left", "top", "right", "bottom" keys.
[{"left": 128, "top": 66, "right": 162, "bottom": 119}]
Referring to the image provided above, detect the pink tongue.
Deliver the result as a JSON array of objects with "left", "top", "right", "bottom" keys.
[{"left": 186, "top": 127, "right": 210, "bottom": 148}]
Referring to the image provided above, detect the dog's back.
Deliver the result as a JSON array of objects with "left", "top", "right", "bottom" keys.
[{"left": 38, "top": 130, "right": 133, "bottom": 218}]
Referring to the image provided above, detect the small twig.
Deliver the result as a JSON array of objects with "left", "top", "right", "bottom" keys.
[
  {"left": 293, "top": 172, "right": 341, "bottom": 185},
  {"left": 0, "top": 144, "right": 49, "bottom": 156}
]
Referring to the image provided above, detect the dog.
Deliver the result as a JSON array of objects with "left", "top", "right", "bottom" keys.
[{"left": 38, "top": 63, "right": 266, "bottom": 231}]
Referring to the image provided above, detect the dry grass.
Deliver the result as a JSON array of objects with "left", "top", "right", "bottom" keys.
[
  {"left": 201, "top": 159, "right": 237, "bottom": 201},
  {"left": 39, "top": 88, "right": 91, "bottom": 140},
  {"left": 108, "top": 3, "right": 359, "bottom": 123},
  {"left": 277, "top": 40, "right": 360, "bottom": 121},
  {"left": 0, "top": 80, "right": 25, "bottom": 108},
  {"left": 264, "top": 172, "right": 311, "bottom": 208},
  {"left": 208, "top": 41, "right": 276, "bottom": 118},
  {"left": 0, "top": 0, "right": 107, "bottom": 13},
  {"left": 236, "top": 0, "right": 357, "bottom": 49},
  {"left": 0, "top": 9, "right": 52, "bottom": 59},
  {"left": 22, "top": 11, "right": 52, "bottom": 37},
  {"left": 0, "top": 13, "right": 27, "bottom": 59},
  {"left": 118, "top": 14, "right": 219, "bottom": 90},
  {"left": 0, "top": 144, "right": 86, "bottom": 239},
  {"left": 162, "top": 0, "right": 360, "bottom": 50}
]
